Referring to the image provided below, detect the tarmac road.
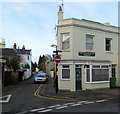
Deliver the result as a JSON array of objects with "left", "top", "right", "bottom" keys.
[
  {"left": 2, "top": 76, "right": 67, "bottom": 113},
  {"left": 2, "top": 76, "right": 120, "bottom": 113}
]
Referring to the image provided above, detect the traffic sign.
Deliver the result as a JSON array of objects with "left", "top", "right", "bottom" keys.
[{"left": 55, "top": 56, "right": 61, "bottom": 63}]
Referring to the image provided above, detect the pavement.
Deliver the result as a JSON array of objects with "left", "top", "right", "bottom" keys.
[{"left": 39, "top": 77, "right": 120, "bottom": 101}]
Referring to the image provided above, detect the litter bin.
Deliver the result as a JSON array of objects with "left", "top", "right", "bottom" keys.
[{"left": 110, "top": 77, "right": 116, "bottom": 88}]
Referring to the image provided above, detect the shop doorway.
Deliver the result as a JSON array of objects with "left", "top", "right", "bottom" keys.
[{"left": 76, "top": 65, "right": 82, "bottom": 90}]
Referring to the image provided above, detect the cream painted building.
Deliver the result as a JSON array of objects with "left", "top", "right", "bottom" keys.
[{"left": 57, "top": 6, "right": 120, "bottom": 91}]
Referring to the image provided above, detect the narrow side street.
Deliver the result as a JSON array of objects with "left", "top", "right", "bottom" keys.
[{"left": 2, "top": 76, "right": 66, "bottom": 113}]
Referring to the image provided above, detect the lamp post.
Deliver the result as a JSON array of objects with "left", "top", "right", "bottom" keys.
[{"left": 51, "top": 44, "right": 62, "bottom": 93}]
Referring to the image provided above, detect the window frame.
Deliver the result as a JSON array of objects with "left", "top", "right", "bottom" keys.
[
  {"left": 61, "top": 65, "right": 70, "bottom": 80},
  {"left": 111, "top": 64, "right": 116, "bottom": 77},
  {"left": 105, "top": 38, "right": 112, "bottom": 52},
  {"left": 61, "top": 32, "right": 70, "bottom": 50},
  {"left": 85, "top": 64, "right": 109, "bottom": 83},
  {"left": 86, "top": 34, "right": 94, "bottom": 51}
]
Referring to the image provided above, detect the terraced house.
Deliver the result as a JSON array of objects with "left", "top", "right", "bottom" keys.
[{"left": 57, "top": 6, "right": 120, "bottom": 91}]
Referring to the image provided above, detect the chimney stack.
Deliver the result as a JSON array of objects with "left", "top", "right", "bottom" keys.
[
  {"left": 13, "top": 43, "right": 17, "bottom": 49},
  {"left": 58, "top": 5, "right": 63, "bottom": 23},
  {"left": 22, "top": 45, "right": 25, "bottom": 51}
]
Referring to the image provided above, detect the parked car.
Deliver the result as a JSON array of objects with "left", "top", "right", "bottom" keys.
[{"left": 34, "top": 74, "right": 48, "bottom": 84}]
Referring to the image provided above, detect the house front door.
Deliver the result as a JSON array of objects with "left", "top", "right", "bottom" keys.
[{"left": 76, "top": 66, "right": 82, "bottom": 90}]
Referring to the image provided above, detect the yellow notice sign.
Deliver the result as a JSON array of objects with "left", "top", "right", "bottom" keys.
[{"left": 56, "top": 72, "right": 58, "bottom": 76}]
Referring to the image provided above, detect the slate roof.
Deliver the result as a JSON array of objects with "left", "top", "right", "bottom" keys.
[{"left": 16, "top": 49, "right": 31, "bottom": 55}]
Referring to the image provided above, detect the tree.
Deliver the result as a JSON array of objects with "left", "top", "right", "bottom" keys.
[
  {"left": 31, "top": 61, "right": 38, "bottom": 72},
  {"left": 2, "top": 49, "right": 20, "bottom": 71},
  {"left": 38, "top": 55, "right": 46, "bottom": 72},
  {"left": 38, "top": 55, "right": 42, "bottom": 70}
]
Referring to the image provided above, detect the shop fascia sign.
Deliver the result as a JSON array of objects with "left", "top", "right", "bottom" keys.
[{"left": 78, "top": 52, "right": 95, "bottom": 56}]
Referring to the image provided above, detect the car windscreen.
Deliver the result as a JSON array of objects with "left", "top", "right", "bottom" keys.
[{"left": 36, "top": 75, "right": 45, "bottom": 78}]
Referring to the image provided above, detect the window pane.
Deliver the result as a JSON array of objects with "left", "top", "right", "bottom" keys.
[
  {"left": 101, "top": 65, "right": 108, "bottom": 68},
  {"left": 62, "top": 33, "right": 70, "bottom": 49},
  {"left": 62, "top": 65, "right": 69, "bottom": 68},
  {"left": 62, "top": 39, "right": 69, "bottom": 49},
  {"left": 62, "top": 69, "right": 70, "bottom": 79},
  {"left": 86, "top": 65, "right": 90, "bottom": 68},
  {"left": 62, "top": 33, "right": 70, "bottom": 42},
  {"left": 106, "top": 39, "right": 110, "bottom": 44},
  {"left": 112, "top": 65, "right": 116, "bottom": 77},
  {"left": 86, "top": 37, "right": 93, "bottom": 43},
  {"left": 86, "top": 43, "right": 93, "bottom": 50},
  {"left": 92, "top": 69, "right": 109, "bottom": 81},
  {"left": 86, "top": 69, "right": 90, "bottom": 82},
  {"left": 92, "top": 65, "right": 100, "bottom": 68},
  {"left": 105, "top": 38, "right": 111, "bottom": 51},
  {"left": 106, "top": 46, "right": 111, "bottom": 51},
  {"left": 86, "top": 35, "right": 93, "bottom": 50}
]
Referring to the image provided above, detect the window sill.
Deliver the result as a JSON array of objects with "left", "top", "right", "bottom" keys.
[
  {"left": 61, "top": 49, "right": 71, "bottom": 52},
  {"left": 61, "top": 79, "right": 71, "bottom": 81},
  {"left": 86, "top": 81, "right": 110, "bottom": 84},
  {"left": 86, "top": 50, "right": 95, "bottom": 52},
  {"left": 105, "top": 51, "right": 113, "bottom": 54}
]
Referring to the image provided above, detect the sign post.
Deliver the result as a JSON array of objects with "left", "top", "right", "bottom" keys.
[{"left": 53, "top": 51, "right": 62, "bottom": 94}]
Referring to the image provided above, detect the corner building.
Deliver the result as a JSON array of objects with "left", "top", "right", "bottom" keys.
[{"left": 57, "top": 6, "right": 120, "bottom": 91}]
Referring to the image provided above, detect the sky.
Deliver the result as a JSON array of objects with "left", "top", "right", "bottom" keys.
[{"left": 0, "top": 0, "right": 119, "bottom": 63}]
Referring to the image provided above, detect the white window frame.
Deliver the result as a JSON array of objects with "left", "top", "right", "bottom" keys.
[
  {"left": 86, "top": 34, "right": 94, "bottom": 51},
  {"left": 61, "top": 32, "right": 70, "bottom": 50},
  {"left": 105, "top": 38, "right": 112, "bottom": 52},
  {"left": 85, "top": 64, "right": 110, "bottom": 83},
  {"left": 61, "top": 65, "right": 70, "bottom": 80}
]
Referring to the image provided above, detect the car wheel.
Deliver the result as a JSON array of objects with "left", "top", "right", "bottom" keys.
[{"left": 34, "top": 81, "right": 36, "bottom": 84}]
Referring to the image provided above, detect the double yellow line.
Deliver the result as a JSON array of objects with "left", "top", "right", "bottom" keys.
[
  {"left": 34, "top": 84, "right": 42, "bottom": 96},
  {"left": 34, "top": 84, "right": 78, "bottom": 101}
]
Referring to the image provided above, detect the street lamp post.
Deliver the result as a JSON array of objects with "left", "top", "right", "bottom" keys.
[{"left": 51, "top": 44, "right": 62, "bottom": 93}]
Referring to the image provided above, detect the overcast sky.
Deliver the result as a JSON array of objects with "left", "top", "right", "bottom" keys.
[{"left": 0, "top": 0, "right": 119, "bottom": 62}]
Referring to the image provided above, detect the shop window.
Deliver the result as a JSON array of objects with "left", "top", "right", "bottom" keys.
[
  {"left": 62, "top": 65, "right": 70, "bottom": 79},
  {"left": 86, "top": 65, "right": 109, "bottom": 82},
  {"left": 61, "top": 33, "right": 70, "bottom": 50},
  {"left": 92, "top": 69, "right": 109, "bottom": 82}
]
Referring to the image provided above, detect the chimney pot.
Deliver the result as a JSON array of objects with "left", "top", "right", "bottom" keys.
[
  {"left": 22, "top": 45, "right": 25, "bottom": 51},
  {"left": 13, "top": 43, "right": 17, "bottom": 49}
]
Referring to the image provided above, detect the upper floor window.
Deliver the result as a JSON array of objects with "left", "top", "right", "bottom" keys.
[
  {"left": 105, "top": 38, "right": 112, "bottom": 51},
  {"left": 61, "top": 33, "right": 70, "bottom": 50},
  {"left": 86, "top": 34, "right": 94, "bottom": 50}
]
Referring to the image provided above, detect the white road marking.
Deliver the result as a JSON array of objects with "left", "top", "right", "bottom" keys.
[
  {"left": 30, "top": 108, "right": 45, "bottom": 112},
  {"left": 77, "top": 101, "right": 88, "bottom": 104},
  {"left": 84, "top": 101, "right": 95, "bottom": 104},
  {"left": 96, "top": 100, "right": 107, "bottom": 103},
  {"left": 48, "top": 105, "right": 61, "bottom": 108},
  {"left": 56, "top": 106, "right": 68, "bottom": 110},
  {"left": 16, "top": 111, "right": 27, "bottom": 114},
  {"left": 39, "top": 109, "right": 52, "bottom": 113},
  {"left": 64, "top": 102, "right": 75, "bottom": 106},
  {"left": 0, "top": 94, "right": 12, "bottom": 103},
  {"left": 71, "top": 103, "right": 82, "bottom": 107},
  {"left": 30, "top": 100, "right": 106, "bottom": 113}
]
